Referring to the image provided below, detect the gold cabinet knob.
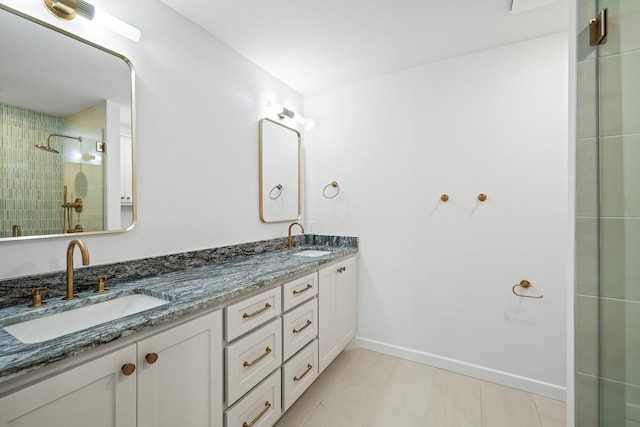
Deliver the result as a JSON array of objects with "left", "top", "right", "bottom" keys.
[
  {"left": 121, "top": 363, "right": 136, "bottom": 376},
  {"left": 440, "top": 194, "right": 449, "bottom": 202},
  {"left": 478, "top": 193, "right": 487, "bottom": 202},
  {"left": 145, "top": 352, "right": 159, "bottom": 364}
]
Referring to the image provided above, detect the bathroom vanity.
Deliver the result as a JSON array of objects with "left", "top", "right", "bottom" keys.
[{"left": 0, "top": 239, "right": 357, "bottom": 427}]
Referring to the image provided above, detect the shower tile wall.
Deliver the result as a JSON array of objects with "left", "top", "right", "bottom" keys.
[
  {"left": 575, "top": 1, "right": 640, "bottom": 426},
  {"left": 0, "top": 104, "right": 64, "bottom": 238}
]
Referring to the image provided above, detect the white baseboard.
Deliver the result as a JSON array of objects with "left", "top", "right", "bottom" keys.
[{"left": 355, "top": 336, "right": 566, "bottom": 401}]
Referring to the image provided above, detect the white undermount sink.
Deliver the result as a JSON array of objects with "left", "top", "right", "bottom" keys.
[
  {"left": 293, "top": 250, "right": 331, "bottom": 258},
  {"left": 4, "top": 294, "right": 169, "bottom": 344}
]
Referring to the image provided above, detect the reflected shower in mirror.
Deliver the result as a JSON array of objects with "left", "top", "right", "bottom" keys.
[
  {"left": 0, "top": 5, "right": 135, "bottom": 240},
  {"left": 259, "top": 118, "right": 300, "bottom": 222}
]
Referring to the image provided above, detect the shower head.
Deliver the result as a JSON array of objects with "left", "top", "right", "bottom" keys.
[
  {"left": 35, "top": 144, "right": 60, "bottom": 153},
  {"left": 37, "top": 133, "right": 83, "bottom": 154}
]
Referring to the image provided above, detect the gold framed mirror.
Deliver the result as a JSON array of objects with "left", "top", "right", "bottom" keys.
[
  {"left": 259, "top": 118, "right": 300, "bottom": 222},
  {"left": 0, "top": 5, "right": 136, "bottom": 240}
]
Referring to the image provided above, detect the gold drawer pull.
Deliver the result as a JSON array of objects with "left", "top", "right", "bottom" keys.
[
  {"left": 242, "top": 303, "right": 271, "bottom": 319},
  {"left": 294, "top": 364, "right": 313, "bottom": 382},
  {"left": 293, "top": 283, "right": 313, "bottom": 295},
  {"left": 243, "top": 347, "right": 272, "bottom": 367},
  {"left": 292, "top": 319, "right": 312, "bottom": 334},
  {"left": 242, "top": 401, "right": 271, "bottom": 427}
]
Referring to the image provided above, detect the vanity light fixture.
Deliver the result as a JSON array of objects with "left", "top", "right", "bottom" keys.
[
  {"left": 42, "top": 0, "right": 141, "bottom": 41},
  {"left": 267, "top": 100, "right": 306, "bottom": 125}
]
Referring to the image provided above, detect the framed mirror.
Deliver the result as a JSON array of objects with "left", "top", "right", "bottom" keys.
[
  {"left": 259, "top": 118, "right": 300, "bottom": 222},
  {"left": 0, "top": 5, "right": 135, "bottom": 240}
]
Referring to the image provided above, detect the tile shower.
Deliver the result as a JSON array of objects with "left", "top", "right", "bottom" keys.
[
  {"left": 0, "top": 103, "right": 105, "bottom": 238},
  {"left": 575, "top": 0, "right": 640, "bottom": 425}
]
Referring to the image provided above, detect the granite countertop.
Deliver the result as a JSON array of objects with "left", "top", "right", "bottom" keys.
[{"left": 0, "top": 243, "right": 357, "bottom": 385}]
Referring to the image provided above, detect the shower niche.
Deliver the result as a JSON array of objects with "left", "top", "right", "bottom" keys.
[{"left": 0, "top": 5, "right": 135, "bottom": 240}]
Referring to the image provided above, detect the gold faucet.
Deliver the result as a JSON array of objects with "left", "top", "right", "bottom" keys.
[
  {"left": 64, "top": 239, "right": 90, "bottom": 300},
  {"left": 287, "top": 222, "right": 305, "bottom": 250}
]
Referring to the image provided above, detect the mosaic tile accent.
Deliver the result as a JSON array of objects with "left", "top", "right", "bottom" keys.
[{"left": 1, "top": 104, "right": 64, "bottom": 238}]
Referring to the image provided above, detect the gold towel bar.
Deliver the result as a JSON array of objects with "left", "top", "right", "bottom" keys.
[{"left": 512, "top": 280, "right": 543, "bottom": 299}]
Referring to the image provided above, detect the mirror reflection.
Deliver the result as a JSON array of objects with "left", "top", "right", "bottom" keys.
[
  {"left": 259, "top": 118, "right": 300, "bottom": 222},
  {"left": 0, "top": 5, "right": 135, "bottom": 240}
]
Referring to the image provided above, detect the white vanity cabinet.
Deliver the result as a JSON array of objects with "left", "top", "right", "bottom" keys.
[
  {"left": 0, "top": 344, "right": 138, "bottom": 427},
  {"left": 0, "top": 310, "right": 223, "bottom": 427},
  {"left": 0, "top": 253, "right": 357, "bottom": 427},
  {"left": 318, "top": 256, "right": 357, "bottom": 373}
]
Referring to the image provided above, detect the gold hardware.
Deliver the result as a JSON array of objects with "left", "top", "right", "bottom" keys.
[
  {"left": 294, "top": 239, "right": 300, "bottom": 248},
  {"left": 293, "top": 319, "right": 312, "bottom": 334},
  {"left": 242, "top": 303, "right": 272, "bottom": 319},
  {"left": 478, "top": 193, "right": 487, "bottom": 202},
  {"left": 27, "top": 287, "right": 48, "bottom": 308},
  {"left": 145, "top": 352, "right": 159, "bottom": 364},
  {"left": 293, "top": 283, "right": 313, "bottom": 295},
  {"left": 121, "top": 363, "right": 136, "bottom": 376},
  {"left": 287, "top": 221, "right": 305, "bottom": 250},
  {"left": 95, "top": 275, "right": 108, "bottom": 293},
  {"left": 323, "top": 181, "right": 340, "bottom": 199},
  {"left": 242, "top": 401, "right": 271, "bottom": 427},
  {"left": 512, "top": 280, "right": 543, "bottom": 299},
  {"left": 337, "top": 266, "right": 346, "bottom": 273},
  {"left": 64, "top": 239, "right": 90, "bottom": 300},
  {"left": 589, "top": 8, "right": 608, "bottom": 46},
  {"left": 441, "top": 194, "right": 449, "bottom": 202},
  {"left": 294, "top": 364, "right": 313, "bottom": 382},
  {"left": 281, "top": 242, "right": 287, "bottom": 252},
  {"left": 243, "top": 347, "right": 272, "bottom": 367},
  {"left": 43, "top": 0, "right": 95, "bottom": 21}
]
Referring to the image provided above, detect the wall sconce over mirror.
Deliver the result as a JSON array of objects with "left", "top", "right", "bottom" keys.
[
  {"left": 259, "top": 119, "right": 301, "bottom": 223},
  {"left": 0, "top": 5, "right": 136, "bottom": 241},
  {"left": 42, "top": 0, "right": 141, "bottom": 41},
  {"left": 266, "top": 100, "right": 306, "bottom": 125}
]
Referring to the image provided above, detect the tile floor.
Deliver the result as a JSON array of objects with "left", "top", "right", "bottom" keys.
[{"left": 275, "top": 347, "right": 566, "bottom": 427}]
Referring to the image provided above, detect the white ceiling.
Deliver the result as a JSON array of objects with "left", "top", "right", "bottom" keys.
[{"left": 159, "top": 0, "right": 568, "bottom": 95}]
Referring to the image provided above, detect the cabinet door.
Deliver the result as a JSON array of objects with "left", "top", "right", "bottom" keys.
[
  {"left": 318, "top": 256, "right": 357, "bottom": 374},
  {"left": 336, "top": 257, "right": 357, "bottom": 351},
  {"left": 318, "top": 262, "right": 339, "bottom": 374},
  {"left": 0, "top": 344, "right": 137, "bottom": 427},
  {"left": 137, "top": 310, "right": 223, "bottom": 427}
]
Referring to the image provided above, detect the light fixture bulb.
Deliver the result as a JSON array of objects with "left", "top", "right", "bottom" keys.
[{"left": 93, "top": 9, "right": 141, "bottom": 42}]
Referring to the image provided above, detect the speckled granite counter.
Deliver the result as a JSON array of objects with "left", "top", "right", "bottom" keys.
[{"left": 0, "top": 235, "right": 357, "bottom": 385}]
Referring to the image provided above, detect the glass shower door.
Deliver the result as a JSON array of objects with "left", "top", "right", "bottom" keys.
[{"left": 576, "top": 1, "right": 640, "bottom": 426}]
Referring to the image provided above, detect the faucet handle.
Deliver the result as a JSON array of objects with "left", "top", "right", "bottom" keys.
[
  {"left": 27, "top": 287, "right": 47, "bottom": 308},
  {"left": 95, "top": 275, "right": 108, "bottom": 293}
]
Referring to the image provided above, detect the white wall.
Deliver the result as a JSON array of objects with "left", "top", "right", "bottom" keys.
[
  {"left": 0, "top": 0, "right": 303, "bottom": 279},
  {"left": 304, "top": 33, "right": 569, "bottom": 399}
]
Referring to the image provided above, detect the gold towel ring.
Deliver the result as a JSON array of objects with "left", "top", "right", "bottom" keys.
[
  {"left": 269, "top": 184, "right": 283, "bottom": 200},
  {"left": 512, "top": 280, "right": 543, "bottom": 299},
  {"left": 323, "top": 181, "right": 340, "bottom": 199}
]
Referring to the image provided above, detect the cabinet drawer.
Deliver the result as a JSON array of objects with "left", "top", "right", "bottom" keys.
[
  {"left": 226, "top": 287, "right": 281, "bottom": 341},
  {"left": 282, "top": 298, "right": 318, "bottom": 361},
  {"left": 225, "top": 369, "right": 281, "bottom": 427},
  {"left": 226, "top": 318, "right": 282, "bottom": 405},
  {"left": 282, "top": 340, "right": 318, "bottom": 412},
  {"left": 282, "top": 273, "right": 317, "bottom": 311}
]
